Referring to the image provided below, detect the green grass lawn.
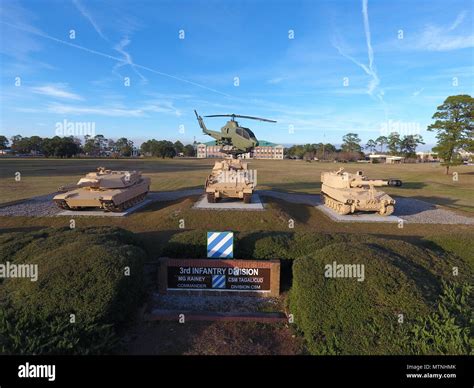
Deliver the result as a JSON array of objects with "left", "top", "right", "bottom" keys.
[{"left": 1, "top": 157, "right": 473, "bottom": 212}]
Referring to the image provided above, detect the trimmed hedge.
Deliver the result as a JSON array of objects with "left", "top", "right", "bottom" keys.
[
  {"left": 288, "top": 234, "right": 473, "bottom": 355},
  {"left": 161, "top": 230, "right": 207, "bottom": 258},
  {"left": 162, "top": 230, "right": 347, "bottom": 260},
  {"left": 0, "top": 227, "right": 147, "bottom": 354}
]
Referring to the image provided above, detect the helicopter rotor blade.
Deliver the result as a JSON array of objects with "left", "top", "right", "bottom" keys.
[{"left": 203, "top": 114, "right": 276, "bottom": 123}]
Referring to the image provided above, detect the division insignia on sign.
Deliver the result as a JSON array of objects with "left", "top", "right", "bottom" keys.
[
  {"left": 212, "top": 274, "right": 226, "bottom": 288},
  {"left": 207, "top": 231, "right": 233, "bottom": 258}
]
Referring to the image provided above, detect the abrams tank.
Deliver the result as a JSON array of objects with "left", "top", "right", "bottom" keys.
[
  {"left": 205, "top": 158, "right": 255, "bottom": 203},
  {"left": 321, "top": 168, "right": 402, "bottom": 216},
  {"left": 53, "top": 167, "right": 150, "bottom": 212}
]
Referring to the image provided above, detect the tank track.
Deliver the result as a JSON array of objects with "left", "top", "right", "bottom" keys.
[
  {"left": 101, "top": 192, "right": 148, "bottom": 213},
  {"left": 243, "top": 193, "right": 252, "bottom": 204},
  {"left": 207, "top": 193, "right": 216, "bottom": 203},
  {"left": 321, "top": 194, "right": 351, "bottom": 215},
  {"left": 322, "top": 194, "right": 395, "bottom": 216},
  {"left": 54, "top": 199, "right": 71, "bottom": 210},
  {"left": 379, "top": 204, "right": 395, "bottom": 216}
]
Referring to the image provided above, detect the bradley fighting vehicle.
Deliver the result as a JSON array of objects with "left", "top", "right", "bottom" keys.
[
  {"left": 194, "top": 110, "right": 276, "bottom": 203},
  {"left": 321, "top": 168, "right": 402, "bottom": 216},
  {"left": 53, "top": 167, "right": 150, "bottom": 212}
]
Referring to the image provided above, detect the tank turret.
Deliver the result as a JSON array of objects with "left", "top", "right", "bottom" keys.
[{"left": 320, "top": 168, "right": 402, "bottom": 216}]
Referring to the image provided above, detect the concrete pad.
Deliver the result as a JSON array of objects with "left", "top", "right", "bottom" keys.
[
  {"left": 56, "top": 199, "right": 153, "bottom": 217},
  {"left": 193, "top": 193, "right": 264, "bottom": 211},
  {"left": 315, "top": 203, "right": 402, "bottom": 223}
]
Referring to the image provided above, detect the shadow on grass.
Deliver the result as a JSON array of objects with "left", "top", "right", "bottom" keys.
[
  {"left": 135, "top": 229, "right": 182, "bottom": 258},
  {"left": 138, "top": 192, "right": 201, "bottom": 214},
  {"left": 399, "top": 181, "right": 428, "bottom": 190},
  {"left": 408, "top": 196, "right": 474, "bottom": 212},
  {"left": 262, "top": 197, "right": 313, "bottom": 224},
  {"left": 266, "top": 181, "right": 320, "bottom": 193},
  {"left": 0, "top": 226, "right": 46, "bottom": 234}
]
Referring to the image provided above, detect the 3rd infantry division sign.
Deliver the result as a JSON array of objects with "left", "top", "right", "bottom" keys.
[{"left": 158, "top": 258, "right": 280, "bottom": 297}]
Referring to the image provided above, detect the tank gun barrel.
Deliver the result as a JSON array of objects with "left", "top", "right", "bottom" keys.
[
  {"left": 349, "top": 179, "right": 402, "bottom": 188},
  {"left": 58, "top": 180, "right": 98, "bottom": 192}
]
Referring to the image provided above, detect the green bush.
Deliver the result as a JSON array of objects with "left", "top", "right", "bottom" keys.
[
  {"left": 0, "top": 308, "right": 117, "bottom": 355},
  {"left": 161, "top": 230, "right": 346, "bottom": 260},
  {"left": 289, "top": 240, "right": 440, "bottom": 355},
  {"left": 161, "top": 230, "right": 207, "bottom": 258},
  {"left": 399, "top": 281, "right": 472, "bottom": 355},
  {"left": 236, "top": 232, "right": 293, "bottom": 260},
  {"left": 0, "top": 227, "right": 147, "bottom": 354}
]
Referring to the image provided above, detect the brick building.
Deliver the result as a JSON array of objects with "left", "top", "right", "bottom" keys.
[{"left": 197, "top": 140, "right": 284, "bottom": 159}]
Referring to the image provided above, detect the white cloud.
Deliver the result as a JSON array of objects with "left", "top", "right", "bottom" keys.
[
  {"left": 415, "top": 12, "right": 473, "bottom": 51},
  {"left": 333, "top": 0, "right": 384, "bottom": 104},
  {"left": 412, "top": 88, "right": 424, "bottom": 97},
  {"left": 47, "top": 103, "right": 143, "bottom": 117},
  {"left": 31, "top": 84, "right": 83, "bottom": 100},
  {"left": 113, "top": 36, "right": 147, "bottom": 83},
  {"left": 449, "top": 10, "right": 467, "bottom": 31},
  {"left": 4, "top": 22, "right": 230, "bottom": 97},
  {"left": 72, "top": 0, "right": 108, "bottom": 40},
  {"left": 267, "top": 77, "right": 284, "bottom": 84},
  {"left": 45, "top": 99, "right": 181, "bottom": 117}
]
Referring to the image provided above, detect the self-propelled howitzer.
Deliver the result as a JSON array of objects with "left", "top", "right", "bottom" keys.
[{"left": 321, "top": 168, "right": 402, "bottom": 216}]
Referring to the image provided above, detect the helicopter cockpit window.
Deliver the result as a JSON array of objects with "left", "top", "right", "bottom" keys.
[{"left": 236, "top": 128, "right": 243, "bottom": 137}]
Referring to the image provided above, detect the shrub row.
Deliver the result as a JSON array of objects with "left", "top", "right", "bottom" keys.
[
  {"left": 288, "top": 234, "right": 473, "bottom": 355},
  {"left": 0, "top": 227, "right": 147, "bottom": 354}
]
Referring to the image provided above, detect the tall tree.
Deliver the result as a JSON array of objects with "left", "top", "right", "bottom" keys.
[
  {"left": 400, "top": 134, "right": 424, "bottom": 157},
  {"left": 387, "top": 132, "right": 401, "bottom": 155},
  {"left": 115, "top": 137, "right": 133, "bottom": 157},
  {"left": 174, "top": 140, "right": 184, "bottom": 154},
  {"left": 83, "top": 136, "right": 100, "bottom": 156},
  {"left": 341, "top": 133, "right": 362, "bottom": 153},
  {"left": 183, "top": 144, "right": 196, "bottom": 157},
  {"left": 0, "top": 135, "right": 9, "bottom": 149},
  {"left": 375, "top": 135, "right": 388, "bottom": 153},
  {"left": 365, "top": 139, "right": 377, "bottom": 153},
  {"left": 427, "top": 95, "right": 474, "bottom": 174}
]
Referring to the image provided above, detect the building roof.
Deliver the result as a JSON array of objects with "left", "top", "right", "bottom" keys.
[{"left": 369, "top": 154, "right": 404, "bottom": 160}]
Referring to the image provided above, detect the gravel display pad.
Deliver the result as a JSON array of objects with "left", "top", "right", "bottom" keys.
[
  {"left": 395, "top": 197, "right": 474, "bottom": 224},
  {"left": 0, "top": 189, "right": 472, "bottom": 224},
  {"left": 0, "top": 193, "right": 60, "bottom": 217},
  {"left": 0, "top": 189, "right": 202, "bottom": 218},
  {"left": 259, "top": 191, "right": 474, "bottom": 225}
]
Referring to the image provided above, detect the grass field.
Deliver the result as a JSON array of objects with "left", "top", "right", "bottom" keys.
[{"left": 1, "top": 157, "right": 473, "bottom": 212}]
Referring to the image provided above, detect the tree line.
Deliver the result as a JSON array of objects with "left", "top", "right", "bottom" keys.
[
  {"left": 0, "top": 134, "right": 197, "bottom": 158},
  {"left": 284, "top": 132, "right": 425, "bottom": 161},
  {"left": 140, "top": 140, "right": 196, "bottom": 158}
]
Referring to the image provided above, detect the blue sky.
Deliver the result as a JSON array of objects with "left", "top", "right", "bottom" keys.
[{"left": 0, "top": 0, "right": 473, "bottom": 149}]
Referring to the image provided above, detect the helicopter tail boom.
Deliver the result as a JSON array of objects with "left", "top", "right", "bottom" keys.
[{"left": 194, "top": 110, "right": 227, "bottom": 140}]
